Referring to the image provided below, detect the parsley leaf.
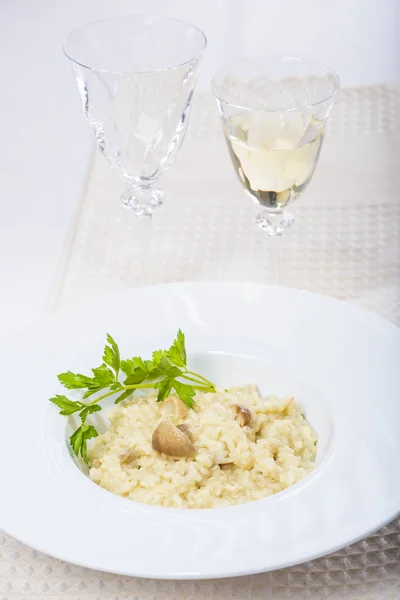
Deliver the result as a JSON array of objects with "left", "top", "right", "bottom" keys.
[
  {"left": 121, "top": 356, "right": 146, "bottom": 375},
  {"left": 80, "top": 364, "right": 116, "bottom": 398},
  {"left": 59, "top": 363, "right": 116, "bottom": 398},
  {"left": 121, "top": 356, "right": 164, "bottom": 387},
  {"left": 152, "top": 349, "right": 164, "bottom": 366},
  {"left": 166, "top": 329, "right": 187, "bottom": 367},
  {"left": 114, "top": 389, "right": 133, "bottom": 404},
  {"left": 79, "top": 404, "right": 102, "bottom": 423},
  {"left": 121, "top": 356, "right": 148, "bottom": 386},
  {"left": 58, "top": 371, "right": 93, "bottom": 390},
  {"left": 102, "top": 333, "right": 120, "bottom": 376},
  {"left": 172, "top": 380, "right": 195, "bottom": 408},
  {"left": 146, "top": 367, "right": 162, "bottom": 381},
  {"left": 70, "top": 426, "right": 84, "bottom": 456},
  {"left": 155, "top": 379, "right": 173, "bottom": 402},
  {"left": 158, "top": 355, "right": 173, "bottom": 373},
  {"left": 49, "top": 395, "right": 82, "bottom": 416},
  {"left": 91, "top": 364, "right": 115, "bottom": 387},
  {"left": 165, "top": 366, "right": 183, "bottom": 379},
  {"left": 123, "top": 371, "right": 148, "bottom": 386},
  {"left": 70, "top": 424, "right": 98, "bottom": 463}
]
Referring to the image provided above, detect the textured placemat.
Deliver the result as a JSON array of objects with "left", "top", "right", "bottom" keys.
[
  {"left": 50, "top": 86, "right": 400, "bottom": 325},
  {"left": 2, "top": 86, "right": 399, "bottom": 599}
]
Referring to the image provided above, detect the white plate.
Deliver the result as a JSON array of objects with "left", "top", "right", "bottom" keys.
[{"left": 1, "top": 282, "right": 399, "bottom": 579}]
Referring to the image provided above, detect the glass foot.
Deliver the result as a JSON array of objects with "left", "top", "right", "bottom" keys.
[
  {"left": 121, "top": 186, "right": 164, "bottom": 217},
  {"left": 256, "top": 210, "right": 295, "bottom": 236}
]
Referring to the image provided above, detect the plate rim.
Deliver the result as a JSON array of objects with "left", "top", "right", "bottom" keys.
[{"left": 6, "top": 280, "right": 399, "bottom": 342}]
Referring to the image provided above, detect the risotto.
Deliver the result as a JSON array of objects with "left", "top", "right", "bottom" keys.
[{"left": 88, "top": 385, "right": 317, "bottom": 508}]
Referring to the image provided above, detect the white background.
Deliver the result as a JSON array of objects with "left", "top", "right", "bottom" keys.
[{"left": 0, "top": 0, "right": 399, "bottom": 337}]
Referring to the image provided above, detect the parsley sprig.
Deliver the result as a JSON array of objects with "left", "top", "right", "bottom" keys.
[{"left": 49, "top": 330, "right": 215, "bottom": 462}]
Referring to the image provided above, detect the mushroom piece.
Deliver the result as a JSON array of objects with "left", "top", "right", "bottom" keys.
[
  {"left": 152, "top": 420, "right": 196, "bottom": 458},
  {"left": 160, "top": 396, "right": 189, "bottom": 420},
  {"left": 176, "top": 423, "right": 193, "bottom": 442},
  {"left": 219, "top": 462, "right": 234, "bottom": 471},
  {"left": 233, "top": 404, "right": 252, "bottom": 427},
  {"left": 119, "top": 449, "right": 137, "bottom": 467}
]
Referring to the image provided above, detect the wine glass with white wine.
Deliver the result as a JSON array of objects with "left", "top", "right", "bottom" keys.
[{"left": 211, "top": 57, "right": 339, "bottom": 282}]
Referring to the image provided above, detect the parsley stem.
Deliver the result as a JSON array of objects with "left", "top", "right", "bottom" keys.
[
  {"left": 86, "top": 381, "right": 214, "bottom": 408},
  {"left": 181, "top": 374, "right": 215, "bottom": 389},
  {"left": 191, "top": 384, "right": 215, "bottom": 393},
  {"left": 180, "top": 374, "right": 206, "bottom": 385},
  {"left": 86, "top": 382, "right": 157, "bottom": 407},
  {"left": 123, "top": 383, "right": 157, "bottom": 390},
  {"left": 87, "top": 389, "right": 121, "bottom": 406},
  {"left": 183, "top": 370, "right": 214, "bottom": 387}
]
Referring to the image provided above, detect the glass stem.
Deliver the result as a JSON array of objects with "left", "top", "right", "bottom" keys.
[
  {"left": 135, "top": 214, "right": 152, "bottom": 286},
  {"left": 256, "top": 210, "right": 294, "bottom": 286},
  {"left": 121, "top": 183, "right": 163, "bottom": 286},
  {"left": 267, "top": 232, "right": 282, "bottom": 286}
]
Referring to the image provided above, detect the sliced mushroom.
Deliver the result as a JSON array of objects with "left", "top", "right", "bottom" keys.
[
  {"left": 233, "top": 404, "right": 252, "bottom": 427},
  {"left": 152, "top": 420, "right": 196, "bottom": 459},
  {"left": 119, "top": 449, "right": 137, "bottom": 467},
  {"left": 219, "top": 462, "right": 234, "bottom": 471},
  {"left": 160, "top": 396, "right": 189, "bottom": 420},
  {"left": 176, "top": 423, "right": 193, "bottom": 442}
]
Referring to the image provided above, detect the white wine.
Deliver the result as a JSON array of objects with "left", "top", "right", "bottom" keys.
[{"left": 224, "top": 113, "right": 324, "bottom": 209}]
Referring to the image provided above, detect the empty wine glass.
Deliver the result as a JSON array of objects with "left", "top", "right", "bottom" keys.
[
  {"left": 64, "top": 16, "right": 207, "bottom": 218},
  {"left": 211, "top": 57, "right": 339, "bottom": 282}
]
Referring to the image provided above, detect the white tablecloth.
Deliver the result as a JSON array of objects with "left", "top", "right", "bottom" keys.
[{"left": 2, "top": 86, "right": 399, "bottom": 599}]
